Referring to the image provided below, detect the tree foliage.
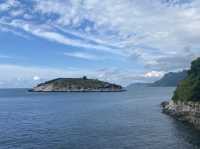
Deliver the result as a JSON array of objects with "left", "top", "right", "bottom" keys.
[{"left": 172, "top": 58, "right": 200, "bottom": 102}]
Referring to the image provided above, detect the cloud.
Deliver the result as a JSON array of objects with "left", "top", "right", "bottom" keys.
[
  {"left": 0, "top": 0, "right": 200, "bottom": 80},
  {"left": 144, "top": 71, "right": 164, "bottom": 78},
  {"left": 33, "top": 76, "right": 40, "bottom": 81},
  {"left": 64, "top": 51, "right": 103, "bottom": 60},
  {"left": 144, "top": 47, "right": 198, "bottom": 71},
  {"left": 95, "top": 68, "right": 163, "bottom": 85},
  {"left": 23, "top": 1, "right": 200, "bottom": 55},
  {"left": 0, "top": 24, "right": 30, "bottom": 39},
  {"left": 0, "top": 54, "right": 12, "bottom": 59},
  {"left": 0, "top": 64, "right": 163, "bottom": 87},
  {"left": 0, "top": 19, "right": 124, "bottom": 56},
  {"left": 0, "top": 0, "right": 20, "bottom": 11},
  {"left": 9, "top": 9, "right": 24, "bottom": 17},
  {"left": 0, "top": 64, "right": 82, "bottom": 80}
]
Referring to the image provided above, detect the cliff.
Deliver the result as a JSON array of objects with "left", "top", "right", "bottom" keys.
[
  {"left": 30, "top": 77, "right": 125, "bottom": 92},
  {"left": 162, "top": 58, "right": 200, "bottom": 129}
]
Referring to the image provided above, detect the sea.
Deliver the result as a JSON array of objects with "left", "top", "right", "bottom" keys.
[{"left": 0, "top": 87, "right": 200, "bottom": 149}]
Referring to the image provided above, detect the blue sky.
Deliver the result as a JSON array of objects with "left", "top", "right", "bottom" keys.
[{"left": 0, "top": 0, "right": 200, "bottom": 87}]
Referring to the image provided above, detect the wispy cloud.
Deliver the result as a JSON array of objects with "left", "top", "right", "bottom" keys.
[
  {"left": 0, "top": 24, "right": 30, "bottom": 39},
  {"left": 144, "top": 71, "right": 164, "bottom": 78},
  {"left": 0, "top": 0, "right": 20, "bottom": 11},
  {"left": 0, "top": 54, "right": 12, "bottom": 59},
  {"left": 96, "top": 68, "right": 164, "bottom": 85},
  {"left": 64, "top": 51, "right": 103, "bottom": 60},
  {"left": 0, "top": 19, "right": 124, "bottom": 56},
  {"left": 0, "top": 0, "right": 200, "bottom": 79}
]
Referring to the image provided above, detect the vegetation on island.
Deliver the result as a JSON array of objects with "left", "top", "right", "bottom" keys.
[
  {"left": 31, "top": 76, "right": 124, "bottom": 92},
  {"left": 172, "top": 57, "right": 200, "bottom": 102}
]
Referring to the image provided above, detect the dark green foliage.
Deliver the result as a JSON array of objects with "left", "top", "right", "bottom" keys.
[
  {"left": 38, "top": 77, "right": 122, "bottom": 90},
  {"left": 172, "top": 58, "right": 200, "bottom": 102},
  {"left": 189, "top": 58, "right": 200, "bottom": 76}
]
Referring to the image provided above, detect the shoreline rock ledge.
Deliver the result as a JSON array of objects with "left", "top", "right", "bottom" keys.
[
  {"left": 161, "top": 100, "right": 200, "bottom": 129},
  {"left": 30, "top": 77, "right": 125, "bottom": 92}
]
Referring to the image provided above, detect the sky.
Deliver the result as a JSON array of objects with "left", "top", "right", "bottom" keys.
[{"left": 0, "top": 0, "right": 200, "bottom": 87}]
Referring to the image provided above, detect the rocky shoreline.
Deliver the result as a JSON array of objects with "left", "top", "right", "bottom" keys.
[
  {"left": 161, "top": 100, "right": 200, "bottom": 130},
  {"left": 29, "top": 89, "right": 126, "bottom": 92}
]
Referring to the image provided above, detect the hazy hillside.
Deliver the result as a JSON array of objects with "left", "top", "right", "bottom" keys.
[
  {"left": 151, "top": 70, "right": 188, "bottom": 87},
  {"left": 128, "top": 70, "right": 188, "bottom": 88}
]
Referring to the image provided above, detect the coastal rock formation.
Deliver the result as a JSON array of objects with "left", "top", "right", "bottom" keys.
[
  {"left": 30, "top": 77, "right": 124, "bottom": 92},
  {"left": 161, "top": 101, "right": 200, "bottom": 129},
  {"left": 162, "top": 57, "right": 200, "bottom": 129}
]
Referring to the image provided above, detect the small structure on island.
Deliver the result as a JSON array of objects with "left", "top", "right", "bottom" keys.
[{"left": 83, "top": 76, "right": 87, "bottom": 80}]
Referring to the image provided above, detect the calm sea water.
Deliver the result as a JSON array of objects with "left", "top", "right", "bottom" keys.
[{"left": 0, "top": 87, "right": 200, "bottom": 149}]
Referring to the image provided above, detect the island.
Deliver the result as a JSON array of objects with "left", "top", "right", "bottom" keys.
[
  {"left": 30, "top": 76, "right": 125, "bottom": 92},
  {"left": 161, "top": 57, "right": 200, "bottom": 129}
]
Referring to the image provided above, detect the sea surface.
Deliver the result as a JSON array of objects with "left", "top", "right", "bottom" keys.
[{"left": 0, "top": 87, "right": 200, "bottom": 149}]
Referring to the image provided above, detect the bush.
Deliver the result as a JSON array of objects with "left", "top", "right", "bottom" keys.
[{"left": 172, "top": 58, "right": 200, "bottom": 102}]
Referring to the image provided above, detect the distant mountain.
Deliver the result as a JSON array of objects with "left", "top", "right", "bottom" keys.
[
  {"left": 30, "top": 76, "right": 125, "bottom": 92},
  {"left": 127, "top": 70, "right": 188, "bottom": 88},
  {"left": 151, "top": 70, "right": 188, "bottom": 87},
  {"left": 126, "top": 83, "right": 150, "bottom": 88}
]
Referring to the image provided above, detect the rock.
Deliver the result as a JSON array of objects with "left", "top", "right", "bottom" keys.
[
  {"left": 161, "top": 101, "right": 169, "bottom": 108},
  {"left": 162, "top": 100, "right": 200, "bottom": 129}
]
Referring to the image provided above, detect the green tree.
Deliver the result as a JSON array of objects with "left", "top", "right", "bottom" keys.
[{"left": 172, "top": 58, "right": 200, "bottom": 102}]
